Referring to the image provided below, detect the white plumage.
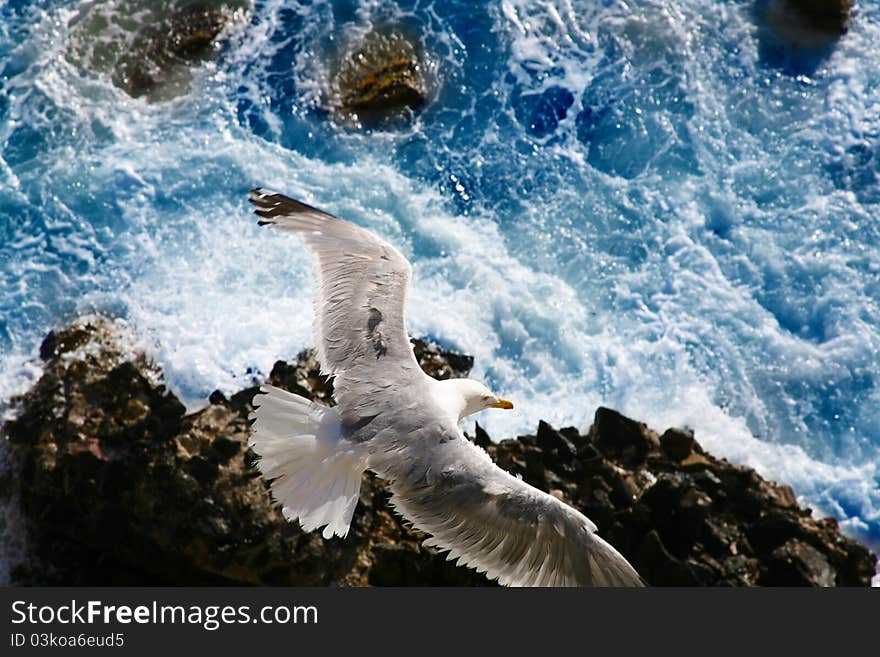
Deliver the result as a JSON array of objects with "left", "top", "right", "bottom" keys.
[{"left": 247, "top": 188, "right": 644, "bottom": 587}]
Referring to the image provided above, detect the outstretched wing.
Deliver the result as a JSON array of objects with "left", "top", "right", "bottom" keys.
[
  {"left": 382, "top": 433, "right": 644, "bottom": 587},
  {"left": 250, "top": 189, "right": 422, "bottom": 409}
]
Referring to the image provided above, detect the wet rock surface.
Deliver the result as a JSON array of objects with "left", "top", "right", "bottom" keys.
[
  {"left": 66, "top": 0, "right": 250, "bottom": 102},
  {"left": 330, "top": 29, "right": 430, "bottom": 128},
  {"left": 761, "top": 0, "right": 852, "bottom": 47},
  {"left": 2, "top": 317, "right": 876, "bottom": 586}
]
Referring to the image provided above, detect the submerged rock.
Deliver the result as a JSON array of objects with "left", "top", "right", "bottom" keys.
[
  {"left": 66, "top": 0, "right": 250, "bottom": 102},
  {"left": 330, "top": 29, "right": 430, "bottom": 128},
  {"left": 2, "top": 317, "right": 876, "bottom": 586},
  {"left": 762, "top": 0, "right": 852, "bottom": 47}
]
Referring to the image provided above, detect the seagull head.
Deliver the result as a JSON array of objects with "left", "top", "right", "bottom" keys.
[{"left": 433, "top": 378, "right": 514, "bottom": 421}]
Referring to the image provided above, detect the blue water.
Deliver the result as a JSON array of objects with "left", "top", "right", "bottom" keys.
[{"left": 1, "top": 0, "right": 879, "bottom": 549}]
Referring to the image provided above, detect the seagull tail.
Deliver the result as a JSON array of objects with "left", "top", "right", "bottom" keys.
[{"left": 248, "top": 385, "right": 365, "bottom": 539}]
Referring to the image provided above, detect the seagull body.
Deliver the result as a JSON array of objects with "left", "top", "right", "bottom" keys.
[{"left": 247, "top": 189, "right": 644, "bottom": 587}]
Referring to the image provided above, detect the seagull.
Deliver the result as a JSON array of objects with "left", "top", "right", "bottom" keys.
[{"left": 247, "top": 188, "right": 644, "bottom": 587}]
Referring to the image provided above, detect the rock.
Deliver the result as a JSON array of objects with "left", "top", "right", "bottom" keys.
[
  {"left": 212, "top": 435, "right": 241, "bottom": 461},
  {"left": 2, "top": 316, "right": 876, "bottom": 586},
  {"left": 746, "top": 508, "right": 806, "bottom": 553},
  {"left": 473, "top": 422, "right": 492, "bottom": 449},
  {"left": 268, "top": 352, "right": 333, "bottom": 405},
  {"left": 764, "top": 539, "right": 836, "bottom": 586},
  {"left": 636, "top": 530, "right": 703, "bottom": 586},
  {"left": 767, "top": 483, "right": 798, "bottom": 509},
  {"left": 582, "top": 488, "right": 616, "bottom": 531},
  {"left": 590, "top": 407, "right": 658, "bottom": 464},
  {"left": 763, "top": 0, "right": 852, "bottom": 47},
  {"left": 1, "top": 317, "right": 487, "bottom": 586},
  {"left": 330, "top": 29, "right": 430, "bottom": 128},
  {"left": 38, "top": 327, "right": 90, "bottom": 360},
  {"left": 65, "top": 0, "right": 250, "bottom": 102},
  {"left": 640, "top": 473, "right": 711, "bottom": 557},
  {"left": 660, "top": 427, "right": 695, "bottom": 461},
  {"left": 535, "top": 420, "right": 578, "bottom": 460},
  {"left": 410, "top": 338, "right": 474, "bottom": 380}
]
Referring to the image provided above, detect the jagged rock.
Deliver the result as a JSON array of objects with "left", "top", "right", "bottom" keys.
[
  {"left": 763, "top": 0, "right": 852, "bottom": 47},
  {"left": 65, "top": 0, "right": 250, "bottom": 102},
  {"left": 411, "top": 339, "right": 473, "bottom": 380},
  {"left": 590, "top": 407, "right": 658, "bottom": 463},
  {"left": 330, "top": 29, "right": 430, "bottom": 128},
  {"left": 536, "top": 420, "right": 578, "bottom": 461},
  {"left": 765, "top": 539, "right": 836, "bottom": 586},
  {"left": 1, "top": 316, "right": 876, "bottom": 586},
  {"left": 473, "top": 422, "right": 493, "bottom": 449},
  {"left": 660, "top": 428, "right": 695, "bottom": 461},
  {"left": 636, "top": 530, "right": 706, "bottom": 586}
]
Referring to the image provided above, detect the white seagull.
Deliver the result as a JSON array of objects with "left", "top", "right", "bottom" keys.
[{"left": 247, "top": 188, "right": 644, "bottom": 587}]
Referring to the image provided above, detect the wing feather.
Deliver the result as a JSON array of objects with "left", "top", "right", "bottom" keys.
[
  {"left": 381, "top": 435, "right": 644, "bottom": 587},
  {"left": 249, "top": 188, "right": 642, "bottom": 586},
  {"left": 249, "top": 188, "right": 419, "bottom": 382}
]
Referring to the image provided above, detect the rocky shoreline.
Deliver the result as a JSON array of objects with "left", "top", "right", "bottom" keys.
[{"left": 1, "top": 316, "right": 875, "bottom": 586}]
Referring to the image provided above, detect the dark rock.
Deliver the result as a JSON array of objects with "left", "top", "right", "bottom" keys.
[
  {"left": 212, "top": 435, "right": 241, "bottom": 461},
  {"left": 411, "top": 338, "right": 473, "bottom": 380},
  {"left": 767, "top": 483, "right": 798, "bottom": 509},
  {"left": 833, "top": 537, "right": 877, "bottom": 586},
  {"left": 2, "top": 316, "right": 876, "bottom": 587},
  {"left": 641, "top": 474, "right": 711, "bottom": 557},
  {"left": 590, "top": 407, "right": 657, "bottom": 464},
  {"left": 473, "top": 422, "right": 492, "bottom": 449},
  {"left": 65, "top": 1, "right": 250, "bottom": 103},
  {"left": 209, "top": 389, "right": 228, "bottom": 405},
  {"left": 689, "top": 468, "right": 723, "bottom": 494},
  {"left": 39, "top": 326, "right": 90, "bottom": 360},
  {"left": 186, "top": 456, "right": 219, "bottom": 484},
  {"left": 577, "top": 441, "right": 602, "bottom": 463},
  {"left": 608, "top": 472, "right": 641, "bottom": 509},
  {"left": 746, "top": 508, "right": 806, "bottom": 553},
  {"left": 269, "top": 353, "right": 333, "bottom": 404},
  {"left": 660, "top": 427, "right": 695, "bottom": 461},
  {"left": 763, "top": 0, "right": 852, "bottom": 47},
  {"left": 702, "top": 517, "right": 744, "bottom": 555},
  {"left": 115, "top": 7, "right": 228, "bottom": 98},
  {"left": 367, "top": 542, "right": 497, "bottom": 587},
  {"left": 330, "top": 29, "right": 430, "bottom": 128},
  {"left": 684, "top": 558, "right": 717, "bottom": 586},
  {"left": 763, "top": 539, "right": 836, "bottom": 586},
  {"left": 636, "top": 530, "right": 702, "bottom": 586},
  {"left": 535, "top": 420, "right": 577, "bottom": 460},
  {"left": 581, "top": 489, "right": 616, "bottom": 531}
]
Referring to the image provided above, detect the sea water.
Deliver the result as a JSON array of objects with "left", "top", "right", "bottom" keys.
[{"left": 1, "top": 0, "right": 879, "bottom": 558}]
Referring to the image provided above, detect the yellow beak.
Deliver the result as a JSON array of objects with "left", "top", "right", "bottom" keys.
[{"left": 489, "top": 397, "right": 514, "bottom": 410}]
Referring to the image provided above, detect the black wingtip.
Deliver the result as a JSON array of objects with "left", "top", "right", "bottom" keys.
[
  {"left": 249, "top": 188, "right": 270, "bottom": 205},
  {"left": 247, "top": 188, "right": 337, "bottom": 221},
  {"left": 249, "top": 188, "right": 282, "bottom": 226}
]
